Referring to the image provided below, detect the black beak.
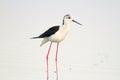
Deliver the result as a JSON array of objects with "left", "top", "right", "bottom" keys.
[{"left": 72, "top": 20, "right": 82, "bottom": 25}]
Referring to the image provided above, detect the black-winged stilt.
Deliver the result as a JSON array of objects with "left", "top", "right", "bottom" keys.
[{"left": 31, "top": 14, "right": 82, "bottom": 80}]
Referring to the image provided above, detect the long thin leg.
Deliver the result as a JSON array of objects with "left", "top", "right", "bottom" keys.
[
  {"left": 55, "top": 43, "right": 59, "bottom": 80},
  {"left": 46, "top": 42, "right": 52, "bottom": 80}
]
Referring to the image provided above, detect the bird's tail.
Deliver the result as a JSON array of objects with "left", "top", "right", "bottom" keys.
[
  {"left": 30, "top": 37, "right": 40, "bottom": 39},
  {"left": 40, "top": 38, "right": 49, "bottom": 46}
]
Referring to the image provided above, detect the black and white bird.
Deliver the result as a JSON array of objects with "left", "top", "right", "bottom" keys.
[{"left": 31, "top": 14, "right": 82, "bottom": 80}]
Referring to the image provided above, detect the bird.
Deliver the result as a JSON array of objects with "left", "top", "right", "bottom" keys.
[{"left": 31, "top": 14, "right": 82, "bottom": 80}]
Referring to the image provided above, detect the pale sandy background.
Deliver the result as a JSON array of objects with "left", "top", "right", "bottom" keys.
[{"left": 0, "top": 0, "right": 120, "bottom": 80}]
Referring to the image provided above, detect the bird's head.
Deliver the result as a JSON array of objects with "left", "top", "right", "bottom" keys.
[{"left": 63, "top": 14, "right": 82, "bottom": 25}]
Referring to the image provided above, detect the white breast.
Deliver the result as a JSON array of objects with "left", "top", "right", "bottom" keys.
[{"left": 48, "top": 25, "right": 69, "bottom": 42}]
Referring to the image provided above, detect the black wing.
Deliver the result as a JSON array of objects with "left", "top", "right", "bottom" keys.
[{"left": 31, "top": 26, "right": 60, "bottom": 39}]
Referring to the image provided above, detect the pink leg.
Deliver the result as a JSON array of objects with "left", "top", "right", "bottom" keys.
[
  {"left": 46, "top": 42, "right": 52, "bottom": 80},
  {"left": 55, "top": 43, "right": 59, "bottom": 80}
]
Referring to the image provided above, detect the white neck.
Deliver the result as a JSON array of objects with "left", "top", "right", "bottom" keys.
[{"left": 62, "top": 21, "right": 70, "bottom": 32}]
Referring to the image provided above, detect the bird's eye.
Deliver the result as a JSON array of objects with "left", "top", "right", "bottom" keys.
[{"left": 67, "top": 16, "right": 71, "bottom": 19}]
